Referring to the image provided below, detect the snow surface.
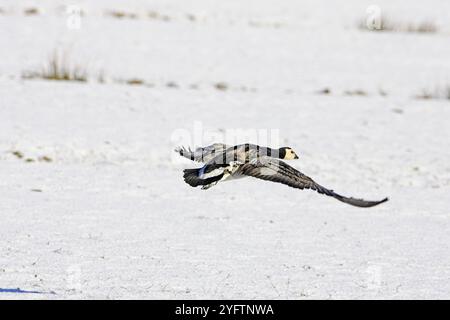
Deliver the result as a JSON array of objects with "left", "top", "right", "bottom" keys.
[{"left": 1, "top": 0, "right": 450, "bottom": 299}]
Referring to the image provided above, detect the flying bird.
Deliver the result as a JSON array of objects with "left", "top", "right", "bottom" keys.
[{"left": 175, "top": 143, "right": 388, "bottom": 208}]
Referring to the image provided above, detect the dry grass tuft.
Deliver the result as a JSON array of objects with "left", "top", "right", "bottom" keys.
[
  {"left": 166, "top": 81, "right": 179, "bottom": 89},
  {"left": 415, "top": 86, "right": 450, "bottom": 100},
  {"left": 186, "top": 14, "right": 196, "bottom": 22},
  {"left": 10, "top": 150, "right": 53, "bottom": 163},
  {"left": 24, "top": 8, "right": 39, "bottom": 16},
  {"left": 12, "top": 151, "right": 24, "bottom": 159},
  {"left": 148, "top": 11, "right": 170, "bottom": 21},
  {"left": 344, "top": 89, "right": 368, "bottom": 96},
  {"left": 38, "top": 156, "right": 53, "bottom": 163},
  {"left": 378, "top": 88, "right": 388, "bottom": 97},
  {"left": 358, "top": 17, "right": 438, "bottom": 34},
  {"left": 126, "top": 78, "right": 145, "bottom": 85},
  {"left": 214, "top": 82, "right": 228, "bottom": 91},
  {"left": 107, "top": 10, "right": 137, "bottom": 19},
  {"left": 23, "top": 51, "right": 87, "bottom": 82},
  {"left": 317, "top": 88, "right": 331, "bottom": 95}
]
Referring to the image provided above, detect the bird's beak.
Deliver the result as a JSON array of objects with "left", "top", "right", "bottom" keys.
[{"left": 294, "top": 154, "right": 299, "bottom": 159}]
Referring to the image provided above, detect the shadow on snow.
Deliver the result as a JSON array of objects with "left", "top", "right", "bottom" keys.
[{"left": 0, "top": 288, "right": 55, "bottom": 294}]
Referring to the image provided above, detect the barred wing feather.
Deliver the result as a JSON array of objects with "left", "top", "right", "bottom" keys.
[
  {"left": 240, "top": 159, "right": 388, "bottom": 208},
  {"left": 175, "top": 143, "right": 230, "bottom": 163}
]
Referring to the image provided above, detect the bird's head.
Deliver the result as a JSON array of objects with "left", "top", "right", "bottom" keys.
[{"left": 278, "top": 147, "right": 299, "bottom": 160}]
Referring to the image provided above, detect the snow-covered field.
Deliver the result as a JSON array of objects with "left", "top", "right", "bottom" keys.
[{"left": 1, "top": 0, "right": 450, "bottom": 299}]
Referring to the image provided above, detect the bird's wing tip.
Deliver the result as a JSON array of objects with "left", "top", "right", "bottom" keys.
[{"left": 367, "top": 196, "right": 389, "bottom": 207}]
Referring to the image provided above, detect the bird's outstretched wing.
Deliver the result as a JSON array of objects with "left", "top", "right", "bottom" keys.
[
  {"left": 175, "top": 143, "right": 230, "bottom": 163},
  {"left": 240, "top": 158, "right": 388, "bottom": 208}
]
